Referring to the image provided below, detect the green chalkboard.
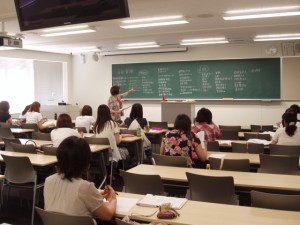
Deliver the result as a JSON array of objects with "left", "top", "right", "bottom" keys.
[{"left": 112, "top": 58, "right": 281, "bottom": 100}]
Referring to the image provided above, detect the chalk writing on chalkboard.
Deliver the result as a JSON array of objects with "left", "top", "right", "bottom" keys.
[{"left": 112, "top": 58, "right": 281, "bottom": 100}]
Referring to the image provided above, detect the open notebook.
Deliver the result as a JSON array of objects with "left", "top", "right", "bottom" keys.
[{"left": 137, "top": 194, "right": 188, "bottom": 210}]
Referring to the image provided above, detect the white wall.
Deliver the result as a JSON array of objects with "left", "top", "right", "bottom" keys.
[{"left": 72, "top": 42, "right": 300, "bottom": 126}]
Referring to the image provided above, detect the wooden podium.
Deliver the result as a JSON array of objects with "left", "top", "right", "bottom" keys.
[{"left": 161, "top": 101, "right": 196, "bottom": 123}]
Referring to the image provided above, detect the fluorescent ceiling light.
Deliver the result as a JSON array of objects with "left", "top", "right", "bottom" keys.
[
  {"left": 117, "top": 42, "right": 159, "bottom": 49},
  {"left": 223, "top": 11, "right": 300, "bottom": 20},
  {"left": 40, "top": 25, "right": 96, "bottom": 37},
  {"left": 225, "top": 6, "right": 300, "bottom": 14},
  {"left": 180, "top": 37, "right": 228, "bottom": 45},
  {"left": 121, "top": 20, "right": 188, "bottom": 29},
  {"left": 122, "top": 15, "right": 183, "bottom": 23},
  {"left": 254, "top": 33, "right": 300, "bottom": 41}
]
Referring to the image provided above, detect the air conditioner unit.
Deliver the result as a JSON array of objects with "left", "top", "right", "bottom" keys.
[{"left": 0, "top": 36, "right": 22, "bottom": 49}]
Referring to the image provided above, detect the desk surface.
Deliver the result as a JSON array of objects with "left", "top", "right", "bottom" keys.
[
  {"left": 208, "top": 151, "right": 260, "bottom": 165},
  {"left": 11, "top": 128, "right": 34, "bottom": 134},
  {"left": 127, "top": 164, "right": 300, "bottom": 193},
  {"left": 0, "top": 150, "right": 57, "bottom": 166},
  {"left": 116, "top": 192, "right": 300, "bottom": 225}
]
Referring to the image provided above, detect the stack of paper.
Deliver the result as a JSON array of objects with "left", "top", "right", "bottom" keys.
[{"left": 137, "top": 194, "right": 188, "bottom": 210}]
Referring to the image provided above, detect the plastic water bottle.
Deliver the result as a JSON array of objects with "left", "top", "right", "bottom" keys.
[{"left": 137, "top": 128, "right": 142, "bottom": 137}]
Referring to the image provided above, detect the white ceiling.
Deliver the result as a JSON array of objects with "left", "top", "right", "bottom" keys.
[{"left": 1, "top": 0, "right": 300, "bottom": 54}]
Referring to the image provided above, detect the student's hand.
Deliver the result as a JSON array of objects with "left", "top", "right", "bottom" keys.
[{"left": 102, "top": 185, "right": 117, "bottom": 202}]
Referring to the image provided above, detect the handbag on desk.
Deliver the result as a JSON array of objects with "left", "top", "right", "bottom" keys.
[{"left": 157, "top": 203, "right": 180, "bottom": 219}]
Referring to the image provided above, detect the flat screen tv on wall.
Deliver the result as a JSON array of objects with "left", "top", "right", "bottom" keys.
[{"left": 14, "top": 0, "right": 130, "bottom": 31}]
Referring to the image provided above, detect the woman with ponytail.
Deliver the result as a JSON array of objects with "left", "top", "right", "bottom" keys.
[{"left": 272, "top": 111, "right": 300, "bottom": 145}]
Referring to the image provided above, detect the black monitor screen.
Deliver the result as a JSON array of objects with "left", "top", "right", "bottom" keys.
[{"left": 14, "top": 0, "right": 130, "bottom": 31}]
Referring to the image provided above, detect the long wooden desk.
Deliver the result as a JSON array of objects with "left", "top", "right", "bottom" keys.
[
  {"left": 116, "top": 192, "right": 300, "bottom": 225},
  {"left": 208, "top": 151, "right": 260, "bottom": 165},
  {"left": 127, "top": 164, "right": 300, "bottom": 193},
  {"left": 11, "top": 128, "right": 35, "bottom": 134},
  {"left": 0, "top": 150, "right": 57, "bottom": 166}
]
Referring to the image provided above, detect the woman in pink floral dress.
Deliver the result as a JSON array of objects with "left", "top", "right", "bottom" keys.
[{"left": 160, "top": 114, "right": 207, "bottom": 167}]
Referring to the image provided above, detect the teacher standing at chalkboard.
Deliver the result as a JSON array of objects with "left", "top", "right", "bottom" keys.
[{"left": 108, "top": 85, "right": 135, "bottom": 123}]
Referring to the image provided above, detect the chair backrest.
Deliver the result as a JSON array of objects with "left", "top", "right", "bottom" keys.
[
  {"left": 251, "top": 190, "right": 300, "bottom": 211},
  {"left": 261, "top": 125, "right": 274, "bottom": 132},
  {"left": 32, "top": 131, "right": 51, "bottom": 141},
  {"left": 248, "top": 143, "right": 264, "bottom": 154},
  {"left": 1, "top": 137, "right": 21, "bottom": 151},
  {"left": 75, "top": 127, "right": 87, "bottom": 133},
  {"left": 257, "top": 133, "right": 271, "bottom": 141},
  {"left": 250, "top": 125, "right": 261, "bottom": 132},
  {"left": 41, "top": 145, "right": 58, "bottom": 156},
  {"left": 220, "top": 130, "right": 239, "bottom": 140},
  {"left": 269, "top": 144, "right": 300, "bottom": 156},
  {"left": 186, "top": 172, "right": 238, "bottom": 205},
  {"left": 208, "top": 157, "right": 222, "bottom": 170},
  {"left": 231, "top": 142, "right": 247, "bottom": 153},
  {"left": 0, "top": 127, "right": 14, "bottom": 140},
  {"left": 149, "top": 121, "right": 168, "bottom": 129},
  {"left": 35, "top": 207, "right": 95, "bottom": 225},
  {"left": 207, "top": 141, "right": 220, "bottom": 151},
  {"left": 152, "top": 153, "right": 188, "bottom": 167},
  {"left": 120, "top": 170, "right": 164, "bottom": 195},
  {"left": 243, "top": 132, "right": 259, "bottom": 140},
  {"left": 84, "top": 136, "right": 110, "bottom": 145},
  {"left": 219, "top": 125, "right": 241, "bottom": 131},
  {"left": 120, "top": 129, "right": 137, "bottom": 135},
  {"left": 259, "top": 154, "right": 300, "bottom": 175},
  {"left": 1, "top": 154, "right": 36, "bottom": 183},
  {"left": 0, "top": 122, "right": 11, "bottom": 128},
  {"left": 222, "top": 159, "right": 250, "bottom": 172},
  {"left": 22, "top": 123, "right": 39, "bottom": 132},
  {"left": 10, "top": 142, "right": 37, "bottom": 154}
]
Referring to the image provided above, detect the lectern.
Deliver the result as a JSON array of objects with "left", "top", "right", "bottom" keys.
[{"left": 161, "top": 101, "right": 196, "bottom": 123}]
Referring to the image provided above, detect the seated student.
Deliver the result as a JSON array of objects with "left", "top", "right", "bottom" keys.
[
  {"left": 191, "top": 107, "right": 221, "bottom": 142},
  {"left": 272, "top": 111, "right": 300, "bottom": 145},
  {"left": 25, "top": 101, "right": 54, "bottom": 131},
  {"left": 120, "top": 103, "right": 150, "bottom": 131},
  {"left": 44, "top": 136, "right": 117, "bottom": 222},
  {"left": 94, "top": 104, "right": 125, "bottom": 162},
  {"left": 160, "top": 114, "right": 207, "bottom": 167},
  {"left": 75, "top": 105, "right": 96, "bottom": 133},
  {"left": 51, "top": 113, "right": 81, "bottom": 147},
  {"left": 0, "top": 101, "right": 13, "bottom": 125}
]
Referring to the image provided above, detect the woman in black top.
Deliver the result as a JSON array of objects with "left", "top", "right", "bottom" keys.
[{"left": 122, "top": 103, "right": 149, "bottom": 131}]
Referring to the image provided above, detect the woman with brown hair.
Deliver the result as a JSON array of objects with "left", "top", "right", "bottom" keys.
[
  {"left": 107, "top": 85, "right": 135, "bottom": 123},
  {"left": 50, "top": 113, "right": 81, "bottom": 147}
]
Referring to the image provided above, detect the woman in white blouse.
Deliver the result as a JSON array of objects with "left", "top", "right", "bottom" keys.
[
  {"left": 51, "top": 113, "right": 81, "bottom": 147},
  {"left": 75, "top": 105, "right": 96, "bottom": 133}
]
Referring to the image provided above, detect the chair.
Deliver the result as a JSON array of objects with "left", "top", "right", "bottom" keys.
[
  {"left": 84, "top": 137, "right": 110, "bottom": 188},
  {"left": 186, "top": 172, "right": 238, "bottom": 205},
  {"left": 257, "top": 133, "right": 271, "bottom": 141},
  {"left": 22, "top": 123, "right": 39, "bottom": 132},
  {"left": 248, "top": 143, "right": 264, "bottom": 154},
  {"left": 258, "top": 154, "right": 300, "bottom": 175},
  {"left": 261, "top": 125, "right": 274, "bottom": 132},
  {"left": 220, "top": 130, "right": 239, "bottom": 140},
  {"left": 10, "top": 142, "right": 37, "bottom": 154},
  {"left": 250, "top": 125, "right": 261, "bottom": 132},
  {"left": 231, "top": 142, "right": 247, "bottom": 153},
  {"left": 75, "top": 127, "right": 87, "bottom": 133},
  {"left": 0, "top": 122, "right": 11, "bottom": 128},
  {"left": 269, "top": 144, "right": 300, "bottom": 156},
  {"left": 251, "top": 190, "right": 300, "bottom": 211},
  {"left": 208, "top": 157, "right": 222, "bottom": 170},
  {"left": 152, "top": 153, "right": 188, "bottom": 167},
  {"left": 41, "top": 145, "right": 58, "bottom": 156},
  {"left": 219, "top": 125, "right": 241, "bottom": 131},
  {"left": 120, "top": 170, "right": 164, "bottom": 195},
  {"left": 149, "top": 121, "right": 168, "bottom": 129},
  {"left": 207, "top": 141, "right": 220, "bottom": 151},
  {"left": 243, "top": 132, "right": 258, "bottom": 140},
  {"left": 35, "top": 207, "right": 95, "bottom": 225},
  {"left": 222, "top": 159, "right": 250, "bottom": 172},
  {"left": 32, "top": 131, "right": 51, "bottom": 141},
  {"left": 1, "top": 137, "right": 21, "bottom": 151},
  {"left": 0, "top": 127, "right": 14, "bottom": 141},
  {"left": 120, "top": 129, "right": 137, "bottom": 135},
  {"left": 1, "top": 154, "right": 44, "bottom": 225}
]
